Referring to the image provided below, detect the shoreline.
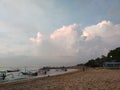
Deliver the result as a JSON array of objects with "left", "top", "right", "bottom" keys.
[
  {"left": 0, "top": 69, "right": 78, "bottom": 84},
  {"left": 0, "top": 68, "right": 120, "bottom": 90}
]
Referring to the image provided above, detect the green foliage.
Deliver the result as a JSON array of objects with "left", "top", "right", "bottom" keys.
[
  {"left": 107, "top": 47, "right": 120, "bottom": 62},
  {"left": 84, "top": 47, "right": 120, "bottom": 67}
]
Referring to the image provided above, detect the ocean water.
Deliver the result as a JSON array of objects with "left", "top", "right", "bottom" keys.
[{"left": 0, "top": 68, "right": 77, "bottom": 82}]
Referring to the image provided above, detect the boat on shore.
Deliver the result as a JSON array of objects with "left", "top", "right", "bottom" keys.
[
  {"left": 7, "top": 69, "right": 20, "bottom": 72},
  {"left": 21, "top": 71, "right": 38, "bottom": 76}
]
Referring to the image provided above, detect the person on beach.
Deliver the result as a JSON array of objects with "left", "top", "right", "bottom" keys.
[
  {"left": 44, "top": 71, "right": 46, "bottom": 74},
  {"left": 82, "top": 66, "right": 86, "bottom": 72},
  {"left": 2, "top": 73, "right": 6, "bottom": 80}
]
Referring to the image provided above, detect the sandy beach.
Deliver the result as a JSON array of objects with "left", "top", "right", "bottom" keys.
[{"left": 0, "top": 68, "right": 120, "bottom": 90}]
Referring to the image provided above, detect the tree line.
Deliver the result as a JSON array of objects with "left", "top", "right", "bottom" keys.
[{"left": 78, "top": 47, "right": 120, "bottom": 67}]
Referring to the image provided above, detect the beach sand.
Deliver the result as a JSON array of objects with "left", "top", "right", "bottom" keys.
[{"left": 0, "top": 68, "right": 120, "bottom": 90}]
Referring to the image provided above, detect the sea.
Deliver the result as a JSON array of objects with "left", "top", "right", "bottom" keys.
[{"left": 0, "top": 67, "right": 77, "bottom": 82}]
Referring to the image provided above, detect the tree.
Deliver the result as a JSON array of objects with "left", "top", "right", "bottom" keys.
[{"left": 84, "top": 47, "right": 120, "bottom": 67}]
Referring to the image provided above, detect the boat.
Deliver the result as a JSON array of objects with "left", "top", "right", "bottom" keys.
[
  {"left": 7, "top": 69, "right": 20, "bottom": 72},
  {"left": 38, "top": 69, "right": 47, "bottom": 75},
  {"left": 21, "top": 72, "right": 30, "bottom": 75},
  {"left": 31, "top": 72, "right": 38, "bottom": 76},
  {"left": 21, "top": 71, "right": 38, "bottom": 76}
]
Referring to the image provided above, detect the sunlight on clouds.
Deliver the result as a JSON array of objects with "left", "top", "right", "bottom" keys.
[
  {"left": 50, "top": 24, "right": 78, "bottom": 40},
  {"left": 29, "top": 20, "right": 120, "bottom": 60},
  {"left": 81, "top": 20, "right": 114, "bottom": 41},
  {"left": 50, "top": 24, "right": 78, "bottom": 49},
  {"left": 0, "top": 0, "right": 120, "bottom": 67},
  {"left": 97, "top": 20, "right": 112, "bottom": 28},
  {"left": 30, "top": 32, "right": 43, "bottom": 44}
]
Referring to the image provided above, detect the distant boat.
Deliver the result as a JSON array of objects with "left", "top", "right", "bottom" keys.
[
  {"left": 61, "top": 67, "right": 67, "bottom": 71},
  {"left": 38, "top": 69, "right": 47, "bottom": 75},
  {"left": 31, "top": 72, "right": 38, "bottom": 76},
  {"left": 7, "top": 69, "right": 20, "bottom": 72},
  {"left": 21, "top": 71, "right": 38, "bottom": 76}
]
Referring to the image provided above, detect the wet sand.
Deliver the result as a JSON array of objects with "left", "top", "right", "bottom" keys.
[{"left": 0, "top": 68, "right": 120, "bottom": 90}]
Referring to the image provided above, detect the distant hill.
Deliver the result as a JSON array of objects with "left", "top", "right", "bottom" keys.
[{"left": 84, "top": 47, "right": 120, "bottom": 67}]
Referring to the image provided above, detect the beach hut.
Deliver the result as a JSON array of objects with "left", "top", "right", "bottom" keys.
[{"left": 103, "top": 62, "right": 120, "bottom": 68}]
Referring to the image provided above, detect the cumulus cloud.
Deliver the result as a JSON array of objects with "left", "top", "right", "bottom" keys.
[
  {"left": 30, "top": 20, "right": 120, "bottom": 62},
  {"left": 50, "top": 24, "right": 78, "bottom": 51},
  {"left": 1, "top": 20, "right": 120, "bottom": 67},
  {"left": 81, "top": 21, "right": 112, "bottom": 40},
  {"left": 30, "top": 32, "right": 43, "bottom": 44},
  {"left": 30, "top": 24, "right": 79, "bottom": 56},
  {"left": 81, "top": 20, "right": 120, "bottom": 44}
]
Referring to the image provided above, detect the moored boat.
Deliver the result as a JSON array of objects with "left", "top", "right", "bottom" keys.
[
  {"left": 21, "top": 71, "right": 38, "bottom": 76},
  {"left": 7, "top": 69, "right": 20, "bottom": 72}
]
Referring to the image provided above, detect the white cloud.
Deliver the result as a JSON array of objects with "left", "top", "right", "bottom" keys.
[
  {"left": 80, "top": 20, "right": 120, "bottom": 59},
  {"left": 81, "top": 21, "right": 111, "bottom": 41},
  {"left": 81, "top": 20, "right": 120, "bottom": 44},
  {"left": 29, "top": 20, "right": 120, "bottom": 62},
  {"left": 0, "top": 0, "right": 120, "bottom": 67},
  {"left": 30, "top": 32, "right": 43, "bottom": 44},
  {"left": 1, "top": 20, "right": 120, "bottom": 66},
  {"left": 50, "top": 24, "right": 78, "bottom": 52},
  {"left": 30, "top": 24, "right": 79, "bottom": 56}
]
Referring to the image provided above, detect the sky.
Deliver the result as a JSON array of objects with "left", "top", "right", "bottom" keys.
[{"left": 0, "top": 0, "right": 120, "bottom": 67}]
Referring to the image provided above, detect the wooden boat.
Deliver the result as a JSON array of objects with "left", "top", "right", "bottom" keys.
[
  {"left": 31, "top": 72, "right": 38, "bottom": 76},
  {"left": 7, "top": 69, "right": 20, "bottom": 72},
  {"left": 21, "top": 71, "right": 38, "bottom": 76},
  {"left": 21, "top": 72, "right": 30, "bottom": 75}
]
